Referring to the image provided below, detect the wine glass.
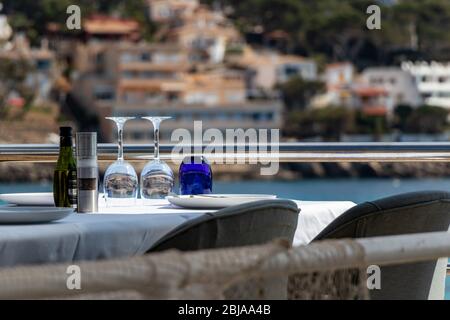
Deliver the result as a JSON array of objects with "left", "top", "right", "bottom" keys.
[
  {"left": 140, "top": 116, "right": 174, "bottom": 202},
  {"left": 103, "top": 117, "right": 138, "bottom": 206}
]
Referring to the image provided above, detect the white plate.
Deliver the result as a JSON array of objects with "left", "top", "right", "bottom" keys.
[
  {"left": 167, "top": 194, "right": 277, "bottom": 209},
  {"left": 0, "top": 192, "right": 54, "bottom": 206},
  {"left": 0, "top": 207, "right": 74, "bottom": 224}
]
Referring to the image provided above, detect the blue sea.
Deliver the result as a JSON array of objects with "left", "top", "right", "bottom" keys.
[
  {"left": 2, "top": 178, "right": 450, "bottom": 203},
  {"left": 0, "top": 178, "right": 449, "bottom": 299}
]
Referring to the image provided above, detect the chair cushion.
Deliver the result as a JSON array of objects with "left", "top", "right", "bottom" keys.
[{"left": 314, "top": 190, "right": 450, "bottom": 240}]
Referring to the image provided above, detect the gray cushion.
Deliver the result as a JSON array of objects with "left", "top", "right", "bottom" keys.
[
  {"left": 149, "top": 199, "right": 300, "bottom": 252},
  {"left": 313, "top": 191, "right": 450, "bottom": 300}
]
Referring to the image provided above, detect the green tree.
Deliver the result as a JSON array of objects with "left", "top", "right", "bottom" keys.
[
  {"left": 284, "top": 106, "right": 355, "bottom": 141},
  {"left": 2, "top": 0, "right": 156, "bottom": 44},
  {"left": 0, "top": 57, "right": 36, "bottom": 117},
  {"left": 202, "top": 0, "right": 450, "bottom": 64},
  {"left": 405, "top": 105, "right": 449, "bottom": 134},
  {"left": 393, "top": 104, "right": 414, "bottom": 131},
  {"left": 277, "top": 76, "right": 325, "bottom": 111}
]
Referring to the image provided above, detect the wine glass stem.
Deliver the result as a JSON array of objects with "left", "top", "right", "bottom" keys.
[
  {"left": 154, "top": 125, "right": 160, "bottom": 160},
  {"left": 117, "top": 123, "right": 124, "bottom": 161}
]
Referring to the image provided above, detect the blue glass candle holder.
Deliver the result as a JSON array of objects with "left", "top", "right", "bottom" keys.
[{"left": 179, "top": 156, "right": 212, "bottom": 195}]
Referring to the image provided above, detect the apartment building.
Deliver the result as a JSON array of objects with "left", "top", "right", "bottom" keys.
[
  {"left": 402, "top": 61, "right": 450, "bottom": 109},
  {"left": 362, "top": 67, "right": 422, "bottom": 108},
  {"left": 71, "top": 42, "right": 282, "bottom": 142},
  {"left": 313, "top": 63, "right": 413, "bottom": 117},
  {"left": 183, "top": 70, "right": 246, "bottom": 105},
  {"left": 233, "top": 47, "right": 318, "bottom": 98}
]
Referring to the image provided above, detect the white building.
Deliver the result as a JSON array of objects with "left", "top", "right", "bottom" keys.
[
  {"left": 362, "top": 67, "right": 422, "bottom": 108},
  {"left": 325, "top": 62, "right": 354, "bottom": 88},
  {"left": 0, "top": 14, "right": 12, "bottom": 48},
  {"left": 236, "top": 48, "right": 318, "bottom": 97},
  {"left": 311, "top": 62, "right": 354, "bottom": 109},
  {"left": 147, "top": 0, "right": 199, "bottom": 23},
  {"left": 402, "top": 61, "right": 450, "bottom": 109}
]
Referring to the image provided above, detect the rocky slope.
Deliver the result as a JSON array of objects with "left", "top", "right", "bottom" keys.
[{"left": 1, "top": 161, "right": 450, "bottom": 183}]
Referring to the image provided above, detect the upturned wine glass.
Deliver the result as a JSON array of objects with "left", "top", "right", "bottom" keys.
[
  {"left": 140, "top": 116, "right": 174, "bottom": 202},
  {"left": 103, "top": 117, "right": 138, "bottom": 206}
]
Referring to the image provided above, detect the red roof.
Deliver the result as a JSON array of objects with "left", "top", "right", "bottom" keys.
[
  {"left": 7, "top": 97, "right": 25, "bottom": 108},
  {"left": 354, "top": 87, "right": 387, "bottom": 97},
  {"left": 84, "top": 15, "right": 140, "bottom": 35},
  {"left": 362, "top": 106, "right": 387, "bottom": 116},
  {"left": 265, "top": 30, "right": 290, "bottom": 39},
  {"left": 327, "top": 62, "right": 352, "bottom": 69}
]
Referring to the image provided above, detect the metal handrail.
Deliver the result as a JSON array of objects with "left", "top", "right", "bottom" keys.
[{"left": 2, "top": 142, "right": 450, "bottom": 163}]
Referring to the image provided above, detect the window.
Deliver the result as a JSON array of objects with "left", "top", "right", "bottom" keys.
[
  {"left": 141, "top": 52, "right": 151, "bottom": 61},
  {"left": 438, "top": 92, "right": 450, "bottom": 98},
  {"left": 370, "top": 77, "right": 381, "bottom": 84},
  {"left": 120, "top": 53, "right": 134, "bottom": 63},
  {"left": 158, "top": 6, "right": 171, "bottom": 18},
  {"left": 122, "top": 91, "right": 142, "bottom": 103},
  {"left": 167, "top": 92, "right": 179, "bottom": 102},
  {"left": 154, "top": 53, "right": 181, "bottom": 64},
  {"left": 421, "top": 92, "right": 432, "bottom": 99},
  {"left": 252, "top": 113, "right": 262, "bottom": 121},
  {"left": 225, "top": 91, "right": 245, "bottom": 103},
  {"left": 94, "top": 91, "right": 114, "bottom": 101},
  {"left": 36, "top": 59, "right": 51, "bottom": 71},
  {"left": 284, "top": 65, "right": 300, "bottom": 77},
  {"left": 200, "top": 113, "right": 212, "bottom": 120},
  {"left": 93, "top": 86, "right": 114, "bottom": 101},
  {"left": 121, "top": 71, "right": 135, "bottom": 79},
  {"left": 145, "top": 93, "right": 165, "bottom": 103},
  {"left": 217, "top": 113, "right": 228, "bottom": 121},
  {"left": 141, "top": 71, "right": 154, "bottom": 79}
]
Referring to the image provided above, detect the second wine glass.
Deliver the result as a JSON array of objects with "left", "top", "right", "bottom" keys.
[
  {"left": 140, "top": 116, "right": 174, "bottom": 202},
  {"left": 103, "top": 117, "right": 138, "bottom": 206}
]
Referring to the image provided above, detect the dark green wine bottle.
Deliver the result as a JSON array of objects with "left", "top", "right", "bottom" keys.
[{"left": 53, "top": 127, "right": 77, "bottom": 208}]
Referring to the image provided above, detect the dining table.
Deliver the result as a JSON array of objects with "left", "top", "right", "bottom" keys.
[{"left": 0, "top": 198, "right": 356, "bottom": 268}]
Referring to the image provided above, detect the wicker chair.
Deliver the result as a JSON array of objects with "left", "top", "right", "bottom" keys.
[{"left": 313, "top": 191, "right": 450, "bottom": 300}]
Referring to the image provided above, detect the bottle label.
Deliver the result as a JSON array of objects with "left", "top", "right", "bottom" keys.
[{"left": 68, "top": 170, "right": 77, "bottom": 208}]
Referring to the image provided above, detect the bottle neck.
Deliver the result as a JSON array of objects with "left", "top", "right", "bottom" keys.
[
  {"left": 58, "top": 136, "right": 75, "bottom": 164},
  {"left": 60, "top": 136, "right": 73, "bottom": 148}
]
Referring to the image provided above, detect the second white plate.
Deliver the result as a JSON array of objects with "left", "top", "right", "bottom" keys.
[
  {"left": 167, "top": 194, "right": 277, "bottom": 209},
  {"left": 0, "top": 192, "right": 54, "bottom": 206}
]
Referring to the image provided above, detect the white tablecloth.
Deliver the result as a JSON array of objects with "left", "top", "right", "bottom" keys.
[
  {"left": 0, "top": 199, "right": 355, "bottom": 267},
  {"left": 293, "top": 201, "right": 356, "bottom": 245},
  {"left": 97, "top": 199, "right": 356, "bottom": 246}
]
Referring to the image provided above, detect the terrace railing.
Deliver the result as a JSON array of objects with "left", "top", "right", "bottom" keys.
[{"left": 2, "top": 142, "right": 450, "bottom": 163}]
